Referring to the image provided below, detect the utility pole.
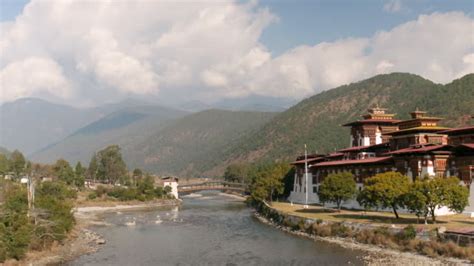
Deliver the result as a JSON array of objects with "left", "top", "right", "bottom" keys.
[{"left": 304, "top": 144, "right": 309, "bottom": 209}]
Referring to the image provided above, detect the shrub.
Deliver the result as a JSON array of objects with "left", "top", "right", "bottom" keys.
[
  {"left": 88, "top": 192, "right": 97, "bottom": 200},
  {"left": 330, "top": 223, "right": 352, "bottom": 237},
  {"left": 397, "top": 225, "right": 417, "bottom": 241},
  {"left": 312, "top": 223, "right": 332, "bottom": 237}
]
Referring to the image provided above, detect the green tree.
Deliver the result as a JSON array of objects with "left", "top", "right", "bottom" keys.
[
  {"left": 0, "top": 182, "right": 32, "bottom": 261},
  {"left": 74, "top": 162, "right": 86, "bottom": 189},
  {"left": 224, "top": 164, "right": 249, "bottom": 183},
  {"left": 53, "top": 159, "right": 74, "bottom": 185},
  {"left": 319, "top": 172, "right": 356, "bottom": 211},
  {"left": 9, "top": 150, "right": 26, "bottom": 179},
  {"left": 0, "top": 154, "right": 9, "bottom": 177},
  {"left": 357, "top": 172, "right": 410, "bottom": 219},
  {"left": 249, "top": 162, "right": 291, "bottom": 203},
  {"left": 132, "top": 168, "right": 143, "bottom": 186},
  {"left": 96, "top": 145, "right": 128, "bottom": 185},
  {"left": 87, "top": 153, "right": 98, "bottom": 182},
  {"left": 33, "top": 182, "right": 76, "bottom": 248},
  {"left": 405, "top": 176, "right": 469, "bottom": 224}
]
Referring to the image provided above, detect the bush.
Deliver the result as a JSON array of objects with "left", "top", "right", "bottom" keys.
[
  {"left": 31, "top": 182, "right": 76, "bottom": 250},
  {"left": 330, "top": 223, "right": 352, "bottom": 237},
  {"left": 88, "top": 192, "right": 97, "bottom": 200},
  {"left": 312, "top": 224, "right": 332, "bottom": 237},
  {"left": 0, "top": 183, "right": 32, "bottom": 261},
  {"left": 397, "top": 225, "right": 417, "bottom": 241}
]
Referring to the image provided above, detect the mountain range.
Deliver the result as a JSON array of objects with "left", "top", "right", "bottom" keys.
[{"left": 2, "top": 72, "right": 473, "bottom": 177}]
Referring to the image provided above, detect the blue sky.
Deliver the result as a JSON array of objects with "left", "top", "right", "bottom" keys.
[
  {"left": 0, "top": 0, "right": 473, "bottom": 106},
  {"left": 3, "top": 0, "right": 471, "bottom": 56}
]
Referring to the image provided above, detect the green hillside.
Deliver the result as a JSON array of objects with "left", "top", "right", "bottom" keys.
[
  {"left": 201, "top": 73, "right": 474, "bottom": 176},
  {"left": 125, "top": 110, "right": 276, "bottom": 177}
]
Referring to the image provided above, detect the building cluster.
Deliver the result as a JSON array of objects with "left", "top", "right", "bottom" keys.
[{"left": 289, "top": 107, "right": 474, "bottom": 215}]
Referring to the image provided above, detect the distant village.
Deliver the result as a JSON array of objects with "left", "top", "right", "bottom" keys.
[{"left": 289, "top": 107, "right": 474, "bottom": 216}]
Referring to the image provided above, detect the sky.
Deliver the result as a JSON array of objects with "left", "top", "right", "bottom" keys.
[{"left": 0, "top": 0, "right": 473, "bottom": 107}]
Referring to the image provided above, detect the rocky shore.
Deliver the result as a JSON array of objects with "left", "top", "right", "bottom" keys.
[{"left": 253, "top": 212, "right": 471, "bottom": 266}]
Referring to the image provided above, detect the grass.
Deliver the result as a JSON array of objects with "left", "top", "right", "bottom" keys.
[{"left": 270, "top": 202, "right": 473, "bottom": 230}]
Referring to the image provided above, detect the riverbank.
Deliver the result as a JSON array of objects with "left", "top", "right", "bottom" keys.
[
  {"left": 254, "top": 203, "right": 473, "bottom": 265},
  {"left": 16, "top": 199, "right": 181, "bottom": 266}
]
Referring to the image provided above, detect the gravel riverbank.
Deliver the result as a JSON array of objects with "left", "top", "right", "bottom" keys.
[{"left": 253, "top": 212, "right": 471, "bottom": 266}]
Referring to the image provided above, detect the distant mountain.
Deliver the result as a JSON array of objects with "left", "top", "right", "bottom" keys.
[
  {"left": 0, "top": 97, "right": 175, "bottom": 156},
  {"left": 178, "top": 100, "right": 212, "bottom": 112},
  {"left": 199, "top": 73, "right": 474, "bottom": 176},
  {"left": 0, "top": 98, "right": 103, "bottom": 154},
  {"left": 31, "top": 105, "right": 187, "bottom": 164},
  {"left": 125, "top": 109, "right": 276, "bottom": 177}
]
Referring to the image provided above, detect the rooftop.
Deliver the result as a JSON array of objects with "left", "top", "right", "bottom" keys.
[{"left": 313, "top": 156, "right": 392, "bottom": 167}]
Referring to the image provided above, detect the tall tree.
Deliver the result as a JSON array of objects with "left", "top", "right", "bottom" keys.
[
  {"left": 224, "top": 164, "right": 249, "bottom": 183},
  {"left": 87, "top": 153, "right": 98, "bottom": 182},
  {"left": 405, "top": 176, "right": 468, "bottom": 224},
  {"left": 53, "top": 159, "right": 74, "bottom": 185},
  {"left": 74, "top": 162, "right": 85, "bottom": 189},
  {"left": 132, "top": 168, "right": 143, "bottom": 186},
  {"left": 0, "top": 154, "right": 9, "bottom": 177},
  {"left": 9, "top": 150, "right": 26, "bottom": 179},
  {"left": 96, "top": 145, "right": 127, "bottom": 185},
  {"left": 319, "top": 172, "right": 356, "bottom": 211},
  {"left": 249, "top": 162, "right": 291, "bottom": 203},
  {"left": 357, "top": 172, "right": 410, "bottom": 219}
]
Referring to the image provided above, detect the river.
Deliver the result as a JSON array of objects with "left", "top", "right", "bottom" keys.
[{"left": 71, "top": 191, "right": 365, "bottom": 265}]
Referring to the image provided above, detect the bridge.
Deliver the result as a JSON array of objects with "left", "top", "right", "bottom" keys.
[{"left": 178, "top": 181, "right": 248, "bottom": 196}]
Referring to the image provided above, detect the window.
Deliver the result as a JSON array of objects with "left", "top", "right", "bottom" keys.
[{"left": 313, "top": 187, "right": 317, "bottom": 193}]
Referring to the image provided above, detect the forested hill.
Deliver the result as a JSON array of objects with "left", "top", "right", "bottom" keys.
[
  {"left": 124, "top": 109, "right": 276, "bottom": 177},
  {"left": 202, "top": 73, "right": 474, "bottom": 176}
]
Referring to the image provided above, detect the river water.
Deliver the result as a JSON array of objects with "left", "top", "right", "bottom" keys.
[{"left": 72, "top": 191, "right": 365, "bottom": 265}]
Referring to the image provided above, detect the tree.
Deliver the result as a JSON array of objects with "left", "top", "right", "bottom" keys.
[
  {"left": 357, "top": 172, "right": 410, "bottom": 219},
  {"left": 53, "top": 159, "right": 74, "bottom": 185},
  {"left": 249, "top": 162, "right": 291, "bottom": 203},
  {"left": 318, "top": 172, "right": 356, "bottom": 211},
  {"left": 132, "top": 168, "right": 143, "bottom": 186},
  {"left": 87, "top": 153, "right": 98, "bottom": 182},
  {"left": 74, "top": 162, "right": 85, "bottom": 189},
  {"left": 9, "top": 150, "right": 26, "bottom": 179},
  {"left": 405, "top": 176, "right": 469, "bottom": 224},
  {"left": 224, "top": 164, "right": 249, "bottom": 183},
  {"left": 0, "top": 154, "right": 9, "bottom": 177},
  {"left": 96, "top": 145, "right": 127, "bottom": 185}
]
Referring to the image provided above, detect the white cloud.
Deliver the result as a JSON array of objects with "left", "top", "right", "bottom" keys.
[
  {"left": 0, "top": 57, "right": 72, "bottom": 101},
  {"left": 384, "top": 0, "right": 402, "bottom": 13},
  {"left": 0, "top": 0, "right": 473, "bottom": 106}
]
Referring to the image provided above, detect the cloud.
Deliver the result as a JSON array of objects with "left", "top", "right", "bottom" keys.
[
  {"left": 0, "top": 57, "right": 72, "bottom": 102},
  {"left": 384, "top": 0, "right": 402, "bottom": 13},
  {"left": 0, "top": 0, "right": 473, "bottom": 106}
]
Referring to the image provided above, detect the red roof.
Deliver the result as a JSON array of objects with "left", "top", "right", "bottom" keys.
[
  {"left": 439, "top": 126, "right": 474, "bottom": 135},
  {"left": 385, "top": 144, "right": 448, "bottom": 155},
  {"left": 343, "top": 119, "right": 400, "bottom": 126},
  {"left": 291, "top": 157, "right": 325, "bottom": 165},
  {"left": 325, "top": 152, "right": 344, "bottom": 158},
  {"left": 460, "top": 143, "right": 474, "bottom": 149},
  {"left": 338, "top": 145, "right": 371, "bottom": 152},
  {"left": 338, "top": 143, "right": 389, "bottom": 152},
  {"left": 313, "top": 156, "right": 392, "bottom": 167}
]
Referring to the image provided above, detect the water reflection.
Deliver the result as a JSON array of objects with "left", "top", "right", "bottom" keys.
[{"left": 71, "top": 191, "right": 365, "bottom": 265}]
